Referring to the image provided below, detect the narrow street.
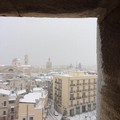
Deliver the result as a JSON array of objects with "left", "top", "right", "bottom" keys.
[
  {"left": 47, "top": 109, "right": 57, "bottom": 120},
  {"left": 46, "top": 99, "right": 59, "bottom": 120}
]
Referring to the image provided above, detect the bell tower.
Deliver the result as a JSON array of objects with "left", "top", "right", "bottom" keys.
[{"left": 24, "top": 54, "right": 29, "bottom": 65}]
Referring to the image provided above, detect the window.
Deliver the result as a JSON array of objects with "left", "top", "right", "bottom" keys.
[
  {"left": 71, "top": 81, "right": 73, "bottom": 84},
  {"left": 11, "top": 116, "right": 14, "bottom": 120},
  {"left": 9, "top": 69, "right": 13, "bottom": 71},
  {"left": 82, "top": 92, "right": 86, "bottom": 98},
  {"left": 11, "top": 108, "right": 14, "bottom": 112},
  {"left": 83, "top": 99, "right": 85, "bottom": 104},
  {"left": 83, "top": 80, "right": 85, "bottom": 84},
  {"left": 9, "top": 101, "right": 15, "bottom": 104},
  {"left": 89, "top": 79, "right": 90, "bottom": 83},
  {"left": 71, "top": 101, "right": 73, "bottom": 106},
  {"left": 83, "top": 86, "right": 85, "bottom": 90},
  {"left": 70, "top": 94, "right": 74, "bottom": 99},
  {"left": 3, "top": 101, "right": 6, "bottom": 107},
  {"left": 3, "top": 111, "right": 6, "bottom": 115},
  {"left": 2, "top": 117, "right": 6, "bottom": 120},
  {"left": 29, "top": 117, "right": 33, "bottom": 120},
  {"left": 71, "top": 87, "right": 73, "bottom": 92}
]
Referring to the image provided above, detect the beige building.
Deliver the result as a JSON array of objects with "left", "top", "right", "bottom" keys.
[
  {"left": 53, "top": 71, "right": 97, "bottom": 116},
  {"left": 0, "top": 89, "right": 19, "bottom": 120},
  {"left": 18, "top": 88, "right": 48, "bottom": 120},
  {"left": 0, "top": 55, "right": 31, "bottom": 77}
]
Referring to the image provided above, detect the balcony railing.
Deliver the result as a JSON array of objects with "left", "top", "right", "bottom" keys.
[
  {"left": 2, "top": 113, "right": 7, "bottom": 116},
  {"left": 76, "top": 97, "right": 81, "bottom": 99},
  {"left": 70, "top": 90, "right": 75, "bottom": 93},
  {"left": 83, "top": 83, "right": 88, "bottom": 85},
  {"left": 88, "top": 88, "right": 96, "bottom": 91},
  {"left": 70, "top": 84, "right": 76, "bottom": 86},
  {"left": 88, "top": 94, "right": 96, "bottom": 97},
  {"left": 88, "top": 82, "right": 96, "bottom": 84},
  {"left": 70, "top": 97, "right": 75, "bottom": 100},
  {"left": 82, "top": 96, "right": 88, "bottom": 98},
  {"left": 9, "top": 111, "right": 15, "bottom": 115},
  {"left": 57, "top": 95, "right": 61, "bottom": 97},
  {"left": 69, "top": 104, "right": 73, "bottom": 107}
]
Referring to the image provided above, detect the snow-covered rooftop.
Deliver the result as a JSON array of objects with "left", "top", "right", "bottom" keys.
[
  {"left": 9, "top": 93, "right": 17, "bottom": 100},
  {"left": 0, "top": 89, "right": 10, "bottom": 95},
  {"left": 3, "top": 82, "right": 9, "bottom": 85},
  {"left": 20, "top": 90, "right": 47, "bottom": 103},
  {"left": 33, "top": 87, "right": 43, "bottom": 92},
  {"left": 17, "top": 89, "right": 26, "bottom": 95},
  {"left": 59, "top": 74, "right": 71, "bottom": 77},
  {"left": 21, "top": 65, "right": 31, "bottom": 67},
  {"left": 35, "top": 79, "right": 42, "bottom": 82}
]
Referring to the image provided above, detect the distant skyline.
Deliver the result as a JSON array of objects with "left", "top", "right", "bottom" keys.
[{"left": 0, "top": 17, "right": 97, "bottom": 66}]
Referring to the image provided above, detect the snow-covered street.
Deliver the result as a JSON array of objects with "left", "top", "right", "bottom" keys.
[
  {"left": 47, "top": 99, "right": 96, "bottom": 120},
  {"left": 68, "top": 111, "right": 96, "bottom": 120}
]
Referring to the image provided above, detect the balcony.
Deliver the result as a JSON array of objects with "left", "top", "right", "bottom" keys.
[
  {"left": 58, "top": 95, "right": 61, "bottom": 97},
  {"left": 82, "top": 89, "right": 88, "bottom": 91},
  {"left": 55, "top": 87, "right": 57, "bottom": 89},
  {"left": 2, "top": 105, "right": 7, "bottom": 108},
  {"left": 57, "top": 87, "right": 62, "bottom": 90},
  {"left": 88, "top": 88, "right": 96, "bottom": 91},
  {"left": 74, "top": 104, "right": 77, "bottom": 106},
  {"left": 83, "top": 83, "right": 88, "bottom": 85},
  {"left": 88, "top": 94, "right": 96, "bottom": 97},
  {"left": 69, "top": 104, "right": 73, "bottom": 107},
  {"left": 89, "top": 82, "right": 96, "bottom": 85},
  {"left": 76, "top": 97, "right": 81, "bottom": 99},
  {"left": 70, "top": 90, "right": 75, "bottom": 93},
  {"left": 82, "top": 96, "right": 87, "bottom": 98},
  {"left": 70, "top": 97, "right": 75, "bottom": 100},
  {"left": 70, "top": 84, "right": 76, "bottom": 86},
  {"left": 2, "top": 113, "right": 7, "bottom": 116},
  {"left": 94, "top": 82, "right": 96, "bottom": 84},
  {"left": 9, "top": 111, "right": 15, "bottom": 115}
]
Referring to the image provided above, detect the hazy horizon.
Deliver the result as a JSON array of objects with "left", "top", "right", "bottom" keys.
[{"left": 0, "top": 17, "right": 97, "bottom": 67}]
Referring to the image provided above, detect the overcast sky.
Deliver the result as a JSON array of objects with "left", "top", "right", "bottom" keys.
[{"left": 0, "top": 17, "right": 97, "bottom": 67}]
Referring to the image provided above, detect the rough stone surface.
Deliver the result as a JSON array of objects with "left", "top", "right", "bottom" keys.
[
  {"left": 0, "top": 0, "right": 105, "bottom": 17},
  {"left": 98, "top": 2, "right": 120, "bottom": 120}
]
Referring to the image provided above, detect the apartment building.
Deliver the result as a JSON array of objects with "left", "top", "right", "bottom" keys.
[
  {"left": 0, "top": 89, "right": 19, "bottom": 120},
  {"left": 18, "top": 88, "right": 48, "bottom": 120},
  {"left": 53, "top": 71, "right": 97, "bottom": 116}
]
